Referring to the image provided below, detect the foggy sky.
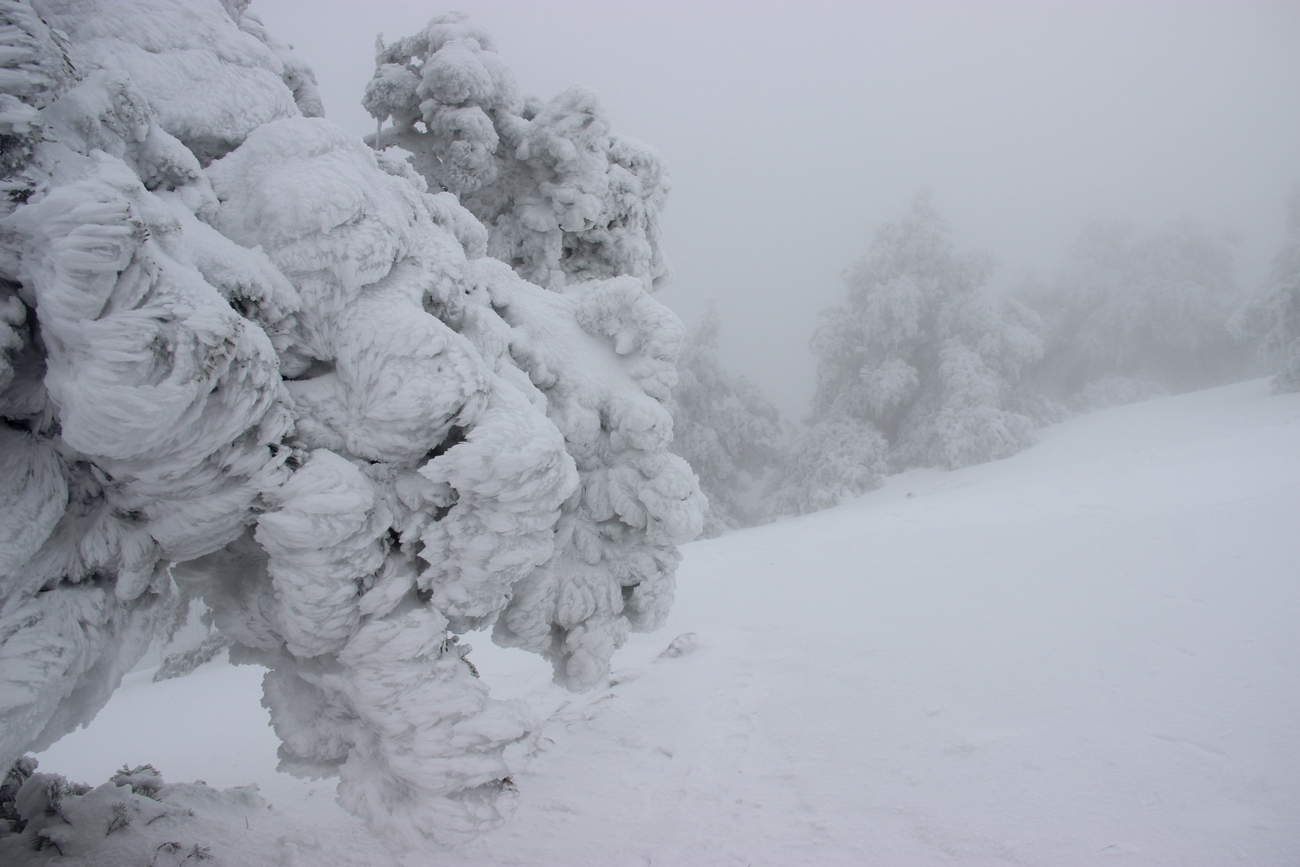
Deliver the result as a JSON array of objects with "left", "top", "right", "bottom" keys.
[{"left": 255, "top": 0, "right": 1300, "bottom": 418}]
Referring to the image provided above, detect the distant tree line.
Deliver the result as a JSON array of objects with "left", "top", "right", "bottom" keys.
[{"left": 673, "top": 187, "right": 1298, "bottom": 525}]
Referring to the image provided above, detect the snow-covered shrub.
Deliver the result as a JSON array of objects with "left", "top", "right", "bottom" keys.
[
  {"left": 777, "top": 192, "right": 1040, "bottom": 513},
  {"left": 0, "top": 0, "right": 700, "bottom": 848},
  {"left": 0, "top": 758, "right": 369, "bottom": 866},
  {"left": 363, "top": 13, "right": 671, "bottom": 292},
  {"left": 670, "top": 305, "right": 782, "bottom": 535},
  {"left": 1020, "top": 218, "right": 1248, "bottom": 409}
]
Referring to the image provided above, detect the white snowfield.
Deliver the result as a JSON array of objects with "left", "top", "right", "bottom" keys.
[{"left": 38, "top": 378, "right": 1300, "bottom": 866}]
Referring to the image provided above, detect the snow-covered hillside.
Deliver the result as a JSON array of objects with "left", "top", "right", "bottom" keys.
[{"left": 32, "top": 379, "right": 1300, "bottom": 866}]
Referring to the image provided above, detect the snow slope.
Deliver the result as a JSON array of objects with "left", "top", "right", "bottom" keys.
[{"left": 36, "top": 378, "right": 1300, "bottom": 866}]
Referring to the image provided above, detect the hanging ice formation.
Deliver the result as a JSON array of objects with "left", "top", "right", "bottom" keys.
[{"left": 0, "top": 0, "right": 702, "bottom": 846}]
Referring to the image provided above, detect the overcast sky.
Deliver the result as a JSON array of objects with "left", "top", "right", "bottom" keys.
[{"left": 254, "top": 0, "right": 1300, "bottom": 418}]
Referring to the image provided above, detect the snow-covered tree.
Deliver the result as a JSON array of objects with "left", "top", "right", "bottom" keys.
[
  {"left": 669, "top": 305, "right": 782, "bottom": 535},
  {"left": 770, "top": 192, "right": 1041, "bottom": 515},
  {"left": 361, "top": 11, "right": 702, "bottom": 694},
  {"left": 763, "top": 419, "right": 888, "bottom": 518},
  {"left": 1020, "top": 218, "right": 1248, "bottom": 409},
  {"left": 1244, "top": 187, "right": 1300, "bottom": 392},
  {"left": 363, "top": 13, "right": 670, "bottom": 293},
  {"left": 0, "top": 0, "right": 701, "bottom": 849}
]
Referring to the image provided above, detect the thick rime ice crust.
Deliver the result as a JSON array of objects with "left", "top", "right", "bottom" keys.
[
  {"left": 0, "top": 0, "right": 290, "bottom": 780},
  {"left": 42, "top": 0, "right": 306, "bottom": 163},
  {"left": 365, "top": 13, "right": 672, "bottom": 293},
  {"left": 362, "top": 13, "right": 702, "bottom": 688},
  {"left": 0, "top": 0, "right": 699, "bottom": 846},
  {"left": 483, "top": 272, "right": 704, "bottom": 689}
]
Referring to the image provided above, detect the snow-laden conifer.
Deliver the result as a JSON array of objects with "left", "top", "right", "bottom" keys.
[
  {"left": 771, "top": 193, "right": 1040, "bottom": 514},
  {"left": 0, "top": 0, "right": 701, "bottom": 847},
  {"left": 363, "top": 12, "right": 703, "bottom": 690}
]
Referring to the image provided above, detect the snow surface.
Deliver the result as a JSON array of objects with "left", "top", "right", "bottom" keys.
[{"left": 37, "top": 379, "right": 1300, "bottom": 865}]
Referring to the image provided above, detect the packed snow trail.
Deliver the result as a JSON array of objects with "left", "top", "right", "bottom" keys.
[{"left": 37, "top": 379, "right": 1300, "bottom": 866}]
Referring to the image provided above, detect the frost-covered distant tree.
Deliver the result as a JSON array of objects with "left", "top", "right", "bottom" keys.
[
  {"left": 363, "top": 13, "right": 670, "bottom": 293},
  {"left": 670, "top": 305, "right": 781, "bottom": 535},
  {"left": 764, "top": 419, "right": 888, "bottom": 518},
  {"left": 0, "top": 0, "right": 701, "bottom": 849},
  {"left": 1020, "top": 218, "right": 1248, "bottom": 409},
  {"left": 1246, "top": 187, "right": 1300, "bottom": 392},
  {"left": 769, "top": 193, "right": 1041, "bottom": 514}
]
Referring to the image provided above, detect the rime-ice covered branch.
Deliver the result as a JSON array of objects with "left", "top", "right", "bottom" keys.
[{"left": 0, "top": 0, "right": 700, "bottom": 846}]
